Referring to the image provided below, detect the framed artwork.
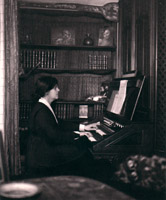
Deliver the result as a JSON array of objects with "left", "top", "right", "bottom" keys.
[
  {"left": 98, "top": 27, "right": 114, "bottom": 46},
  {"left": 51, "top": 27, "right": 75, "bottom": 46},
  {"left": 79, "top": 105, "right": 88, "bottom": 118}
]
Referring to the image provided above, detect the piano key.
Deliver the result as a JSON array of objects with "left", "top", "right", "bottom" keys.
[{"left": 96, "top": 129, "right": 107, "bottom": 136}]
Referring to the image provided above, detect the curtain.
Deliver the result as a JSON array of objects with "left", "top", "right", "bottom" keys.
[{"left": 5, "top": 0, "right": 21, "bottom": 177}]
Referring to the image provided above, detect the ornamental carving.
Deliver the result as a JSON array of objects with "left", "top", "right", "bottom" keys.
[{"left": 18, "top": 2, "right": 119, "bottom": 22}]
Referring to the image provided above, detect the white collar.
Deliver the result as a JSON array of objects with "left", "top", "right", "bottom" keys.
[{"left": 39, "top": 97, "right": 58, "bottom": 123}]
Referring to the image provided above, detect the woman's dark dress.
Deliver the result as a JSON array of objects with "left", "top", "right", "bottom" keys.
[{"left": 26, "top": 102, "right": 89, "bottom": 175}]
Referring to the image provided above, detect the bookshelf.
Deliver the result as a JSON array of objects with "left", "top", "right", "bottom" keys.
[
  {"left": 20, "top": 44, "right": 116, "bottom": 71},
  {"left": 18, "top": 8, "right": 117, "bottom": 141},
  {"left": 52, "top": 101, "right": 104, "bottom": 121},
  {"left": 19, "top": 100, "right": 104, "bottom": 128}
]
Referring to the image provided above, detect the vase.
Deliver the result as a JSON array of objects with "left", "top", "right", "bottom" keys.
[{"left": 83, "top": 33, "right": 94, "bottom": 46}]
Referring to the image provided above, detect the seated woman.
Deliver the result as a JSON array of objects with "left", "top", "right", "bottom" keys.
[{"left": 26, "top": 75, "right": 96, "bottom": 177}]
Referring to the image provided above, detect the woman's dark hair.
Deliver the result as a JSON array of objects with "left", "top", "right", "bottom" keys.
[{"left": 35, "top": 76, "right": 58, "bottom": 98}]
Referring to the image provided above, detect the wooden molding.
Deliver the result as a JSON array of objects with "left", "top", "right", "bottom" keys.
[{"left": 18, "top": 2, "right": 119, "bottom": 22}]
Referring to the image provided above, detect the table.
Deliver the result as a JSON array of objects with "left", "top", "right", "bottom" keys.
[{"left": 23, "top": 176, "right": 136, "bottom": 200}]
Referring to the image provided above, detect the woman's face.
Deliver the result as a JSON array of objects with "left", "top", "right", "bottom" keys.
[
  {"left": 103, "top": 29, "right": 111, "bottom": 39},
  {"left": 63, "top": 30, "right": 71, "bottom": 39},
  {"left": 46, "top": 85, "right": 60, "bottom": 102}
]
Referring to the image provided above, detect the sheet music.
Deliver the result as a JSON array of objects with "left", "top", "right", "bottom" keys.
[{"left": 111, "top": 80, "right": 128, "bottom": 114}]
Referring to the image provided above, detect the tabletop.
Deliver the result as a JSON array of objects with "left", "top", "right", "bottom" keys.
[{"left": 22, "top": 175, "right": 135, "bottom": 200}]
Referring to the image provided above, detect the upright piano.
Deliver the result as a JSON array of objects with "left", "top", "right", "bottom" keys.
[{"left": 86, "top": 74, "right": 152, "bottom": 161}]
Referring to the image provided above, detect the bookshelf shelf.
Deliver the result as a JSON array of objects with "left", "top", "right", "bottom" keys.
[
  {"left": 32, "top": 69, "right": 116, "bottom": 75},
  {"left": 55, "top": 100, "right": 104, "bottom": 104},
  {"left": 20, "top": 44, "right": 116, "bottom": 52}
]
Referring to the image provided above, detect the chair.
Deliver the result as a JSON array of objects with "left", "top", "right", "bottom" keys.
[{"left": 0, "top": 131, "right": 8, "bottom": 182}]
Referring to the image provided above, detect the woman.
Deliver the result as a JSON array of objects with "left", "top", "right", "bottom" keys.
[
  {"left": 98, "top": 28, "right": 113, "bottom": 46},
  {"left": 26, "top": 75, "right": 96, "bottom": 177},
  {"left": 55, "top": 29, "right": 75, "bottom": 45}
]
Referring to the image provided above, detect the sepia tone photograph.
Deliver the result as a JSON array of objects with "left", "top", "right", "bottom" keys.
[
  {"left": 51, "top": 28, "right": 75, "bottom": 46},
  {"left": 98, "top": 27, "right": 114, "bottom": 46},
  {"left": 0, "top": 0, "right": 165, "bottom": 200}
]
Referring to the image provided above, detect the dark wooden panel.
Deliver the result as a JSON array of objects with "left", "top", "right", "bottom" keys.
[{"left": 155, "top": 0, "right": 166, "bottom": 155}]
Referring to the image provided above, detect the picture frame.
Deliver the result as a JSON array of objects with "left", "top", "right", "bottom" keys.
[
  {"left": 51, "top": 27, "right": 75, "bottom": 46},
  {"left": 98, "top": 27, "right": 114, "bottom": 47},
  {"left": 79, "top": 105, "right": 88, "bottom": 119}
]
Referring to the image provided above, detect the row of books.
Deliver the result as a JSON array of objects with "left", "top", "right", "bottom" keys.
[
  {"left": 20, "top": 48, "right": 113, "bottom": 70},
  {"left": 19, "top": 102, "right": 32, "bottom": 120},
  {"left": 19, "top": 101, "right": 104, "bottom": 122},
  {"left": 88, "top": 54, "right": 110, "bottom": 69},
  {"left": 20, "top": 49, "right": 57, "bottom": 69},
  {"left": 53, "top": 103, "right": 104, "bottom": 120}
]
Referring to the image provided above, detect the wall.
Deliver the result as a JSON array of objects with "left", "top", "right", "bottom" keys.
[{"left": 0, "top": 0, "right": 5, "bottom": 137}]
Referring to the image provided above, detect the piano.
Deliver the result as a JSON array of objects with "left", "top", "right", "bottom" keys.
[{"left": 83, "top": 74, "right": 152, "bottom": 161}]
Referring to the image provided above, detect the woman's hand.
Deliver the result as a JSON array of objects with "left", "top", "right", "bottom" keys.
[{"left": 84, "top": 122, "right": 100, "bottom": 131}]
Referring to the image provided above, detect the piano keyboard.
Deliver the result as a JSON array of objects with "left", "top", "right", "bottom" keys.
[{"left": 74, "top": 118, "right": 124, "bottom": 143}]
